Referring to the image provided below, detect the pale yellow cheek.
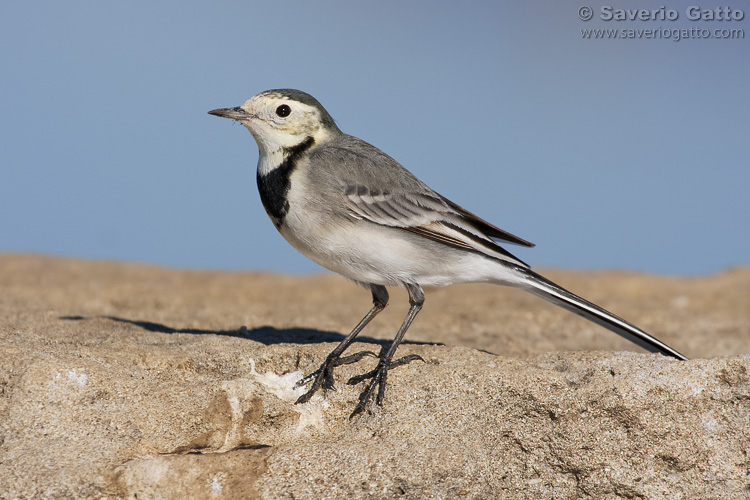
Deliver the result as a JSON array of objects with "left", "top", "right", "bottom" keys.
[{"left": 280, "top": 114, "right": 321, "bottom": 137}]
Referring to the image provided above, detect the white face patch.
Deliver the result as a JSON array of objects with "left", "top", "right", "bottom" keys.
[{"left": 237, "top": 94, "right": 325, "bottom": 156}]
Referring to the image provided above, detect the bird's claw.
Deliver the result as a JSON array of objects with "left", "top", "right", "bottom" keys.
[
  {"left": 294, "top": 350, "right": 378, "bottom": 404},
  {"left": 347, "top": 353, "right": 425, "bottom": 418}
]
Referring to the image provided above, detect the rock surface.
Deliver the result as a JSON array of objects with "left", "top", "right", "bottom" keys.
[{"left": 0, "top": 255, "right": 748, "bottom": 499}]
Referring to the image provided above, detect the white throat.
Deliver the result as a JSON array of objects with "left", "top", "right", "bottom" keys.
[{"left": 253, "top": 128, "right": 330, "bottom": 176}]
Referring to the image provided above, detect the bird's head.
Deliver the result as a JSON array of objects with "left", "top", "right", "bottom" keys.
[{"left": 209, "top": 89, "right": 339, "bottom": 155}]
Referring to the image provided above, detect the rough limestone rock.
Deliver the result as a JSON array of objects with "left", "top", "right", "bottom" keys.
[{"left": 0, "top": 255, "right": 748, "bottom": 499}]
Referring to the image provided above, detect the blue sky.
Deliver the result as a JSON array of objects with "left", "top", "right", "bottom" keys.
[{"left": 2, "top": 1, "right": 748, "bottom": 276}]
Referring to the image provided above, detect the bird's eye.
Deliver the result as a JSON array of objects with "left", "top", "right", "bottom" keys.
[{"left": 275, "top": 104, "right": 291, "bottom": 117}]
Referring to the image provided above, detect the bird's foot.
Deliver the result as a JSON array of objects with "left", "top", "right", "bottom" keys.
[
  {"left": 294, "top": 350, "right": 377, "bottom": 404},
  {"left": 347, "top": 354, "right": 424, "bottom": 418}
]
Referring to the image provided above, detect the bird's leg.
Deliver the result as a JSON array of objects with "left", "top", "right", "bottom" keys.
[
  {"left": 295, "top": 285, "right": 388, "bottom": 404},
  {"left": 348, "top": 284, "right": 425, "bottom": 418}
]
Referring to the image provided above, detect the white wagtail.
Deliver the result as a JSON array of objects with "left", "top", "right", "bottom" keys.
[{"left": 209, "top": 89, "right": 687, "bottom": 416}]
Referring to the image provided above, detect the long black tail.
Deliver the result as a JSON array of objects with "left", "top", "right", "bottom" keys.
[{"left": 518, "top": 268, "right": 688, "bottom": 360}]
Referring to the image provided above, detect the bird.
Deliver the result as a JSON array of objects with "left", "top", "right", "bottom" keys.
[{"left": 208, "top": 89, "right": 687, "bottom": 417}]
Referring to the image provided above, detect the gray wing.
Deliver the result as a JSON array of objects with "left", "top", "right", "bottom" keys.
[
  {"left": 344, "top": 185, "right": 533, "bottom": 268},
  {"left": 312, "top": 134, "right": 534, "bottom": 267}
]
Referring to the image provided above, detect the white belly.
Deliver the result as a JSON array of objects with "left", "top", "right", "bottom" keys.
[
  {"left": 279, "top": 202, "right": 523, "bottom": 288},
  {"left": 268, "top": 165, "right": 526, "bottom": 288}
]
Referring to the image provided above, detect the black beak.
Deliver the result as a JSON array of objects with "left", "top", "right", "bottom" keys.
[{"left": 208, "top": 107, "right": 251, "bottom": 120}]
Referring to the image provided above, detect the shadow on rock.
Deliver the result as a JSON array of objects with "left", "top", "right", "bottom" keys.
[{"left": 59, "top": 315, "right": 442, "bottom": 347}]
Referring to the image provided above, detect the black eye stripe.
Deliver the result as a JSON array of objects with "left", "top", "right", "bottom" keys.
[{"left": 276, "top": 104, "right": 291, "bottom": 117}]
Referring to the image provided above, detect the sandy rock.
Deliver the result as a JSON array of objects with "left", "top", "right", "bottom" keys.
[{"left": 0, "top": 255, "right": 748, "bottom": 499}]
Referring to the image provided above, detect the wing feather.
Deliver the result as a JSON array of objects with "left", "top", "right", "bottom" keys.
[
  {"left": 344, "top": 186, "right": 531, "bottom": 267},
  {"left": 438, "top": 195, "right": 535, "bottom": 248}
]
